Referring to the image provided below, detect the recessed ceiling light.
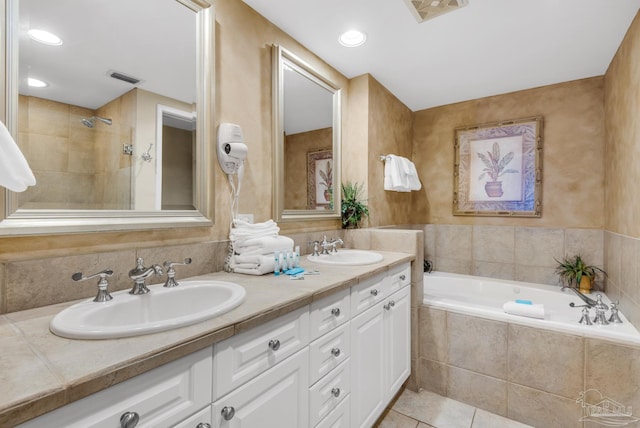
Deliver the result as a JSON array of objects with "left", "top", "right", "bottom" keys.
[
  {"left": 27, "top": 29, "right": 63, "bottom": 46},
  {"left": 27, "top": 78, "right": 48, "bottom": 88},
  {"left": 339, "top": 30, "right": 367, "bottom": 47}
]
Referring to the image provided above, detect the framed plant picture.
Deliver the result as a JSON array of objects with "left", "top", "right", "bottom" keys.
[
  {"left": 307, "top": 149, "right": 333, "bottom": 210},
  {"left": 453, "top": 116, "right": 543, "bottom": 217}
]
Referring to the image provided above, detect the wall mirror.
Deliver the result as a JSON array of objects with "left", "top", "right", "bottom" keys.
[
  {"left": 272, "top": 44, "right": 341, "bottom": 222},
  {"left": 1, "top": 0, "right": 214, "bottom": 235}
]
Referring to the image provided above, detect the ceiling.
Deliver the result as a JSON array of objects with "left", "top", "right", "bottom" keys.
[{"left": 242, "top": 0, "right": 640, "bottom": 111}]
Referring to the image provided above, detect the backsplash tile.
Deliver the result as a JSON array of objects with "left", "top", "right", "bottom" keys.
[
  {"left": 436, "top": 225, "right": 472, "bottom": 260},
  {"left": 473, "top": 226, "right": 515, "bottom": 264},
  {"left": 514, "top": 227, "right": 564, "bottom": 268}
]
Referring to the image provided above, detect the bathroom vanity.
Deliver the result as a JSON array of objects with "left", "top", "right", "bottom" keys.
[{"left": 3, "top": 252, "right": 413, "bottom": 427}]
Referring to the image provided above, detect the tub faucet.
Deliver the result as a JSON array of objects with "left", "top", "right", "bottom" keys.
[
  {"left": 561, "top": 285, "right": 606, "bottom": 309},
  {"left": 128, "top": 257, "right": 163, "bottom": 295}
]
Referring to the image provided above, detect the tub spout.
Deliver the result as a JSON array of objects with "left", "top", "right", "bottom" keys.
[{"left": 561, "top": 285, "right": 606, "bottom": 309}]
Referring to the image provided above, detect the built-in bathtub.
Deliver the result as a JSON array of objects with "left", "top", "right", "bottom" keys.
[{"left": 423, "top": 271, "right": 640, "bottom": 347}]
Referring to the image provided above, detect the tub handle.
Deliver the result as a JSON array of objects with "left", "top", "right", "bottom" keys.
[{"left": 370, "top": 289, "right": 379, "bottom": 297}]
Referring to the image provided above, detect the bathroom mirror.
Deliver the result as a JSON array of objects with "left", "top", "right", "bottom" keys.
[
  {"left": 1, "top": 0, "right": 214, "bottom": 235},
  {"left": 272, "top": 44, "right": 341, "bottom": 222}
]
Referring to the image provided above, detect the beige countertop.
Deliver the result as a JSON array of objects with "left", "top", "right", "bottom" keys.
[{"left": 0, "top": 251, "right": 413, "bottom": 426}]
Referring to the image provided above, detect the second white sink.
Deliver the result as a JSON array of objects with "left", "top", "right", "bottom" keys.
[
  {"left": 50, "top": 280, "right": 246, "bottom": 340},
  {"left": 307, "top": 249, "right": 383, "bottom": 266}
]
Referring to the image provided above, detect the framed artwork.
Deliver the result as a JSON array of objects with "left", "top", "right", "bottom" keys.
[
  {"left": 453, "top": 116, "right": 543, "bottom": 217},
  {"left": 307, "top": 149, "right": 333, "bottom": 210}
]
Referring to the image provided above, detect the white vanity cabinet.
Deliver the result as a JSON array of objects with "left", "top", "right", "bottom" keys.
[
  {"left": 350, "top": 265, "right": 411, "bottom": 428},
  {"left": 17, "top": 347, "right": 213, "bottom": 428}
]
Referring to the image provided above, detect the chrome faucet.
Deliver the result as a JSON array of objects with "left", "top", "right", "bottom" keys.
[
  {"left": 309, "top": 240, "right": 321, "bottom": 257},
  {"left": 320, "top": 236, "right": 343, "bottom": 254},
  {"left": 128, "top": 257, "right": 163, "bottom": 294},
  {"left": 72, "top": 268, "right": 114, "bottom": 302},
  {"left": 561, "top": 285, "right": 606, "bottom": 309},
  {"left": 163, "top": 258, "right": 192, "bottom": 288}
]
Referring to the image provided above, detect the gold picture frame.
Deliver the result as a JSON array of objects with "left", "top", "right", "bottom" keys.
[{"left": 453, "top": 116, "right": 543, "bottom": 217}]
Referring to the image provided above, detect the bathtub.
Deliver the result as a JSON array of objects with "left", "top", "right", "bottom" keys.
[{"left": 423, "top": 271, "right": 640, "bottom": 346}]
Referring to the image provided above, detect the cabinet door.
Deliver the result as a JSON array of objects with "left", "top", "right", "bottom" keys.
[
  {"left": 212, "top": 348, "right": 309, "bottom": 428},
  {"left": 350, "top": 303, "right": 385, "bottom": 428},
  {"left": 384, "top": 285, "right": 411, "bottom": 401}
]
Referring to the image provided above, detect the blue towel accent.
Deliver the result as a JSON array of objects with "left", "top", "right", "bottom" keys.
[
  {"left": 284, "top": 267, "right": 305, "bottom": 275},
  {"left": 515, "top": 299, "right": 533, "bottom": 305}
]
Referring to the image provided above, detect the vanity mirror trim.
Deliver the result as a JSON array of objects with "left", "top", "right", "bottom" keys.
[
  {"left": 1, "top": 0, "right": 215, "bottom": 236},
  {"left": 272, "top": 44, "right": 342, "bottom": 222}
]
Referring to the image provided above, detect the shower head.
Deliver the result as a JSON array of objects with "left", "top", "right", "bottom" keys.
[{"left": 80, "top": 116, "right": 112, "bottom": 128}]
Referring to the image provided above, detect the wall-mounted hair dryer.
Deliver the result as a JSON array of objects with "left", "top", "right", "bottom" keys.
[{"left": 217, "top": 123, "right": 248, "bottom": 175}]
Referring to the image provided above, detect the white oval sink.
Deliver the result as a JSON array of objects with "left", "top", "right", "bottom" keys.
[
  {"left": 50, "top": 280, "right": 245, "bottom": 340},
  {"left": 307, "top": 249, "right": 383, "bottom": 266}
]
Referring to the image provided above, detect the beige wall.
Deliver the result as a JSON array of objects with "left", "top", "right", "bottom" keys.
[
  {"left": 284, "top": 128, "right": 332, "bottom": 210},
  {"left": 411, "top": 77, "right": 606, "bottom": 229}
]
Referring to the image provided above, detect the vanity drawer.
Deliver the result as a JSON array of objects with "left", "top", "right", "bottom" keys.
[
  {"left": 351, "top": 274, "right": 387, "bottom": 316},
  {"left": 388, "top": 263, "right": 411, "bottom": 294},
  {"left": 315, "top": 394, "right": 350, "bottom": 428},
  {"left": 310, "top": 288, "right": 350, "bottom": 341},
  {"left": 309, "top": 323, "right": 350, "bottom": 385},
  {"left": 309, "top": 359, "right": 350, "bottom": 427},
  {"left": 213, "top": 305, "right": 309, "bottom": 399}
]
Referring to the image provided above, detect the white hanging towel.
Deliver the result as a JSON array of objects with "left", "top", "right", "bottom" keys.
[
  {"left": 0, "top": 120, "right": 36, "bottom": 192},
  {"left": 383, "top": 155, "right": 421, "bottom": 192}
]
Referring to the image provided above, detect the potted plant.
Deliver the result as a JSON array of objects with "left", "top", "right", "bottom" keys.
[
  {"left": 554, "top": 255, "right": 607, "bottom": 294},
  {"left": 477, "top": 142, "right": 519, "bottom": 198},
  {"left": 341, "top": 181, "right": 369, "bottom": 229}
]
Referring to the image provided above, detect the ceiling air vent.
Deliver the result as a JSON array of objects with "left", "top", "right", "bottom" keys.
[
  {"left": 403, "top": 0, "right": 469, "bottom": 22},
  {"left": 109, "top": 71, "right": 141, "bottom": 85}
]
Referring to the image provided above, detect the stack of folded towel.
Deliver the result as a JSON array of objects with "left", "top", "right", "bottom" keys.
[
  {"left": 228, "top": 219, "right": 294, "bottom": 275},
  {"left": 383, "top": 155, "right": 421, "bottom": 192}
]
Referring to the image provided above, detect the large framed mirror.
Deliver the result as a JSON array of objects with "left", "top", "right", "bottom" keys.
[
  {"left": 272, "top": 44, "right": 341, "bottom": 222},
  {"left": 1, "top": 0, "right": 214, "bottom": 235}
]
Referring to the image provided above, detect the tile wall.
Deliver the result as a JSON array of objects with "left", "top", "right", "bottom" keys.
[
  {"left": 418, "top": 306, "right": 640, "bottom": 428},
  {"left": 604, "top": 231, "right": 640, "bottom": 329}
]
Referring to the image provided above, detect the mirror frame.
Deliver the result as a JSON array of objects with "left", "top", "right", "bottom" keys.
[
  {"left": 272, "top": 44, "right": 342, "bottom": 222},
  {"left": 0, "top": 0, "right": 214, "bottom": 236}
]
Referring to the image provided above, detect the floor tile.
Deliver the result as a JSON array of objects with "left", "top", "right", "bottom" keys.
[
  {"left": 377, "top": 409, "right": 419, "bottom": 428},
  {"left": 392, "top": 389, "right": 475, "bottom": 428},
  {"left": 472, "top": 409, "right": 533, "bottom": 428}
]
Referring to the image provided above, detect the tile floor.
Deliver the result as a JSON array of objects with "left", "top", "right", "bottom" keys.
[{"left": 377, "top": 389, "right": 533, "bottom": 428}]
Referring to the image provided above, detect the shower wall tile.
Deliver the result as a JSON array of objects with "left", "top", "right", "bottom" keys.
[
  {"left": 507, "top": 383, "right": 583, "bottom": 428},
  {"left": 620, "top": 235, "right": 638, "bottom": 300},
  {"left": 418, "top": 306, "right": 448, "bottom": 363},
  {"left": 447, "top": 366, "right": 507, "bottom": 417},
  {"left": 514, "top": 265, "right": 559, "bottom": 286},
  {"left": 514, "top": 227, "right": 564, "bottom": 267},
  {"left": 473, "top": 226, "right": 515, "bottom": 264},
  {"left": 447, "top": 313, "right": 507, "bottom": 379},
  {"left": 423, "top": 224, "right": 436, "bottom": 261},
  {"left": 605, "top": 231, "right": 622, "bottom": 288},
  {"left": 435, "top": 225, "right": 472, "bottom": 261},
  {"left": 473, "top": 261, "right": 515, "bottom": 281},
  {"left": 417, "top": 357, "right": 448, "bottom": 396},
  {"left": 434, "top": 257, "right": 472, "bottom": 275},
  {"left": 507, "top": 324, "right": 584, "bottom": 399},
  {"left": 564, "top": 228, "right": 604, "bottom": 267}
]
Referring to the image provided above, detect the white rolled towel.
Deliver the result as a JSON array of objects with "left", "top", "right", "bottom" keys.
[{"left": 503, "top": 301, "right": 545, "bottom": 319}]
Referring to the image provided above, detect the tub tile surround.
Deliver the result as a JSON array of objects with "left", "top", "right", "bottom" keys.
[
  {"left": 605, "top": 231, "right": 640, "bottom": 327},
  {"left": 418, "top": 307, "right": 640, "bottom": 427}
]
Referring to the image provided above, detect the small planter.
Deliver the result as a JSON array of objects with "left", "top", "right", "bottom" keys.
[
  {"left": 484, "top": 181, "right": 504, "bottom": 198},
  {"left": 579, "top": 276, "right": 592, "bottom": 294}
]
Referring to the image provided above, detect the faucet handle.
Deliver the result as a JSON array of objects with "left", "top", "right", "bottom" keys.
[
  {"left": 72, "top": 269, "right": 114, "bottom": 302},
  {"left": 163, "top": 258, "right": 192, "bottom": 288}
]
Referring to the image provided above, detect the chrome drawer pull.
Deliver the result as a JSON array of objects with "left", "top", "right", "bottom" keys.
[
  {"left": 331, "top": 387, "right": 341, "bottom": 398},
  {"left": 331, "top": 347, "right": 341, "bottom": 357},
  {"left": 120, "top": 412, "right": 139, "bottom": 428},
  {"left": 331, "top": 307, "right": 341, "bottom": 317},
  {"left": 196, "top": 424, "right": 211, "bottom": 428},
  {"left": 370, "top": 289, "right": 378, "bottom": 297},
  {"left": 268, "top": 339, "right": 281, "bottom": 351},
  {"left": 221, "top": 406, "right": 236, "bottom": 421},
  {"left": 384, "top": 300, "right": 395, "bottom": 310},
  {"left": 400, "top": 274, "right": 406, "bottom": 281}
]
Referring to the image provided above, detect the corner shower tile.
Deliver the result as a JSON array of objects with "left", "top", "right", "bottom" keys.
[
  {"left": 5, "top": 249, "right": 137, "bottom": 312},
  {"left": 514, "top": 265, "right": 559, "bottom": 287},
  {"left": 564, "top": 228, "right": 604, "bottom": 268},
  {"left": 473, "top": 261, "right": 515, "bottom": 281},
  {"left": 434, "top": 257, "right": 472, "bottom": 275},
  {"left": 508, "top": 324, "right": 584, "bottom": 399},
  {"left": 423, "top": 224, "right": 436, "bottom": 260},
  {"left": 507, "top": 383, "right": 583, "bottom": 428},
  {"left": 585, "top": 339, "right": 640, "bottom": 416},
  {"left": 417, "top": 358, "right": 448, "bottom": 396},
  {"left": 418, "top": 306, "right": 448, "bottom": 362},
  {"left": 136, "top": 241, "right": 217, "bottom": 280},
  {"left": 604, "top": 231, "right": 621, "bottom": 289},
  {"left": 435, "top": 224, "right": 472, "bottom": 261},
  {"left": 515, "top": 227, "right": 564, "bottom": 267},
  {"left": 447, "top": 366, "right": 507, "bottom": 416},
  {"left": 447, "top": 313, "right": 507, "bottom": 379},
  {"left": 392, "top": 389, "right": 475, "bottom": 428},
  {"left": 473, "top": 225, "right": 515, "bottom": 263},
  {"left": 620, "top": 235, "right": 638, "bottom": 300}
]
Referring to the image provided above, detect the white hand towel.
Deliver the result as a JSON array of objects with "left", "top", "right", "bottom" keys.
[
  {"left": 230, "top": 255, "right": 275, "bottom": 272},
  {"left": 503, "top": 301, "right": 545, "bottom": 319},
  {"left": 384, "top": 155, "right": 409, "bottom": 192},
  {"left": 233, "top": 261, "right": 275, "bottom": 276},
  {"left": 0, "top": 120, "right": 36, "bottom": 192},
  {"left": 234, "top": 235, "right": 294, "bottom": 256},
  {"left": 401, "top": 157, "right": 422, "bottom": 191}
]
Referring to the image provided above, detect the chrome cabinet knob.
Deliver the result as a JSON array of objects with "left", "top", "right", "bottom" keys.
[
  {"left": 196, "top": 424, "right": 211, "bottom": 428},
  {"left": 268, "top": 339, "right": 281, "bottom": 351},
  {"left": 331, "top": 307, "right": 341, "bottom": 317},
  {"left": 384, "top": 300, "right": 396, "bottom": 310},
  {"left": 370, "top": 289, "right": 378, "bottom": 297},
  {"left": 120, "top": 411, "right": 139, "bottom": 428},
  {"left": 221, "top": 406, "right": 235, "bottom": 421},
  {"left": 331, "top": 387, "right": 341, "bottom": 397},
  {"left": 331, "top": 347, "right": 341, "bottom": 357},
  {"left": 400, "top": 274, "right": 406, "bottom": 281}
]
